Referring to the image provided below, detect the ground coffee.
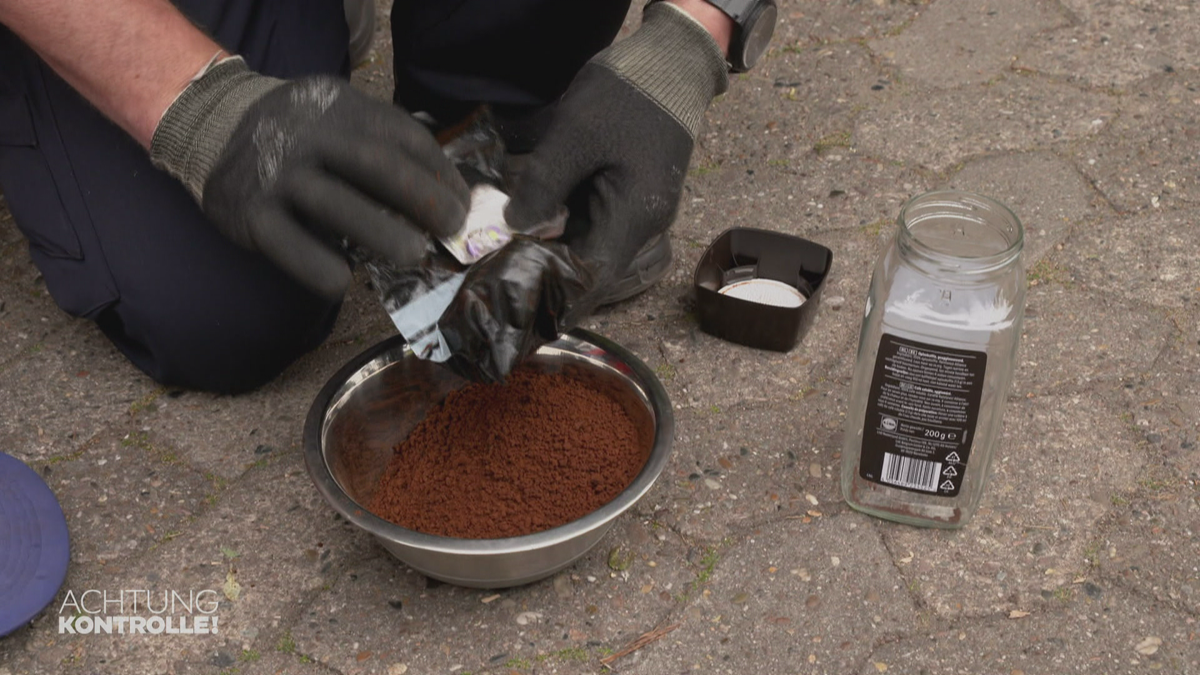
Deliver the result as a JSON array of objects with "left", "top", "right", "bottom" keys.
[{"left": 368, "top": 368, "right": 644, "bottom": 539}]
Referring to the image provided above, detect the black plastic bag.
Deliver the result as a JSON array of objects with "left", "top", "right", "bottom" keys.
[{"left": 353, "top": 109, "right": 596, "bottom": 382}]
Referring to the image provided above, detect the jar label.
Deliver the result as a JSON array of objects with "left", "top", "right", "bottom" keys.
[{"left": 858, "top": 334, "right": 986, "bottom": 497}]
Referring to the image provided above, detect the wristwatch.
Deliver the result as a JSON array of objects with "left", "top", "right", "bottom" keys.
[{"left": 702, "top": 0, "right": 778, "bottom": 73}]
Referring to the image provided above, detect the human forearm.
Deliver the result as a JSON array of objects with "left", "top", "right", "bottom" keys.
[
  {"left": 666, "top": 0, "right": 733, "bottom": 56},
  {"left": 0, "top": 0, "right": 224, "bottom": 148}
]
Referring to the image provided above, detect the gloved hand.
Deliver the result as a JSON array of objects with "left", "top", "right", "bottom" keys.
[
  {"left": 503, "top": 1, "right": 729, "bottom": 295},
  {"left": 439, "top": 236, "right": 593, "bottom": 383},
  {"left": 150, "top": 57, "right": 470, "bottom": 298}
]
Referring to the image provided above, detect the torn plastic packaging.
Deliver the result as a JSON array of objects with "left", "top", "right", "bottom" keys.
[{"left": 346, "top": 111, "right": 592, "bottom": 383}]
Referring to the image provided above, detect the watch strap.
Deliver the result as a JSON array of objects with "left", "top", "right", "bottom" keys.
[{"left": 690, "top": 0, "right": 777, "bottom": 72}]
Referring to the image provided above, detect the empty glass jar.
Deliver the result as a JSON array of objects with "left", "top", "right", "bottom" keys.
[{"left": 840, "top": 191, "right": 1026, "bottom": 528}]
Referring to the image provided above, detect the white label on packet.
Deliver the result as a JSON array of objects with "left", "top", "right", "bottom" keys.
[
  {"left": 385, "top": 185, "right": 513, "bottom": 362},
  {"left": 439, "top": 184, "right": 513, "bottom": 265}
]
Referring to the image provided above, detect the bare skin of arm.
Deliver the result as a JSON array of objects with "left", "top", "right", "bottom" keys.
[
  {"left": 0, "top": 0, "right": 731, "bottom": 151},
  {"left": 668, "top": 0, "right": 734, "bottom": 55},
  {"left": 0, "top": 0, "right": 224, "bottom": 149}
]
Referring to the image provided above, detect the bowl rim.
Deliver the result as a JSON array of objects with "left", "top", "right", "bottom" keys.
[{"left": 303, "top": 328, "right": 675, "bottom": 556}]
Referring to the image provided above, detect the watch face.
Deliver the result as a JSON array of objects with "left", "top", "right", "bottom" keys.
[{"left": 741, "top": 2, "right": 777, "bottom": 70}]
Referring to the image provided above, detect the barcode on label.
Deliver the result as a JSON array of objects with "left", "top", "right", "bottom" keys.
[{"left": 880, "top": 453, "right": 941, "bottom": 492}]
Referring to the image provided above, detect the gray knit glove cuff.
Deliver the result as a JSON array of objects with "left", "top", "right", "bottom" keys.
[
  {"left": 150, "top": 57, "right": 284, "bottom": 202},
  {"left": 593, "top": 2, "right": 729, "bottom": 138}
]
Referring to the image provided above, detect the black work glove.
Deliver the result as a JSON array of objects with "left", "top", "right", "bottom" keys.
[
  {"left": 150, "top": 57, "right": 469, "bottom": 298},
  {"left": 439, "top": 236, "right": 592, "bottom": 383},
  {"left": 503, "top": 1, "right": 729, "bottom": 298},
  {"left": 429, "top": 3, "right": 730, "bottom": 383}
]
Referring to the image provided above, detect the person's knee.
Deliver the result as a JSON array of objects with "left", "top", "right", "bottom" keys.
[{"left": 97, "top": 291, "right": 341, "bottom": 395}]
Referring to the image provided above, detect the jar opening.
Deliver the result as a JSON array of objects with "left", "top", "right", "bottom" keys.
[{"left": 897, "top": 191, "right": 1023, "bottom": 267}]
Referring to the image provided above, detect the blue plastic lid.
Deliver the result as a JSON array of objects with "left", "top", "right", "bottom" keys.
[{"left": 0, "top": 453, "right": 70, "bottom": 637}]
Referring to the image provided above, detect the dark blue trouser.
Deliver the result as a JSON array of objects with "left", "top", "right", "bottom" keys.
[
  {"left": 390, "top": 0, "right": 632, "bottom": 129},
  {"left": 0, "top": 0, "right": 629, "bottom": 393}
]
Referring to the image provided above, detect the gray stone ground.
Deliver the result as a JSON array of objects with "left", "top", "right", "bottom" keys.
[{"left": 2, "top": 0, "right": 1199, "bottom": 673}]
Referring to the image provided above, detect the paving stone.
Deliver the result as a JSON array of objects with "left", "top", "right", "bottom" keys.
[
  {"left": 0, "top": 235, "right": 71, "bottom": 367},
  {"left": 592, "top": 227, "right": 883, "bottom": 426},
  {"left": 171, "top": 650, "right": 332, "bottom": 675},
  {"left": 34, "top": 454, "right": 377, "bottom": 674},
  {"left": 638, "top": 396, "right": 847, "bottom": 544},
  {"left": 632, "top": 514, "right": 919, "bottom": 674},
  {"left": 1113, "top": 338, "right": 1200, "bottom": 472},
  {"left": 945, "top": 151, "right": 1102, "bottom": 263},
  {"left": 1093, "top": 490, "right": 1200, "bottom": 617},
  {"left": 606, "top": 284, "right": 852, "bottom": 412},
  {"left": 1060, "top": 207, "right": 1200, "bottom": 310},
  {"left": 697, "top": 44, "right": 928, "bottom": 237},
  {"left": 126, "top": 338, "right": 367, "bottom": 481},
  {"left": 861, "top": 586, "right": 1199, "bottom": 674},
  {"left": 0, "top": 196, "right": 21, "bottom": 245},
  {"left": 290, "top": 516, "right": 695, "bottom": 675},
  {"left": 656, "top": 333, "right": 829, "bottom": 412},
  {"left": 2, "top": 569, "right": 245, "bottom": 675},
  {"left": 856, "top": 76, "right": 1117, "bottom": 172},
  {"left": 879, "top": 392, "right": 1146, "bottom": 618},
  {"left": 0, "top": 200, "right": 85, "bottom": 367},
  {"left": 347, "top": 0, "right": 397, "bottom": 106},
  {"left": 1070, "top": 72, "right": 1200, "bottom": 214},
  {"left": 0, "top": 623, "right": 34, "bottom": 674},
  {"left": 5, "top": 1, "right": 1200, "bottom": 674},
  {"left": 1016, "top": 0, "right": 1200, "bottom": 89},
  {"left": 5, "top": 638, "right": 319, "bottom": 675},
  {"left": 0, "top": 632, "right": 84, "bottom": 675},
  {"left": 1092, "top": 343, "right": 1200, "bottom": 617},
  {"left": 714, "top": 41, "right": 883, "bottom": 160},
  {"left": 776, "top": 0, "right": 926, "bottom": 45},
  {"left": 34, "top": 428, "right": 214, "bottom": 569},
  {"left": 870, "top": 0, "right": 1069, "bottom": 88},
  {"left": 678, "top": 148, "right": 928, "bottom": 246},
  {"left": 326, "top": 271, "right": 397, "bottom": 347},
  {"left": 0, "top": 583, "right": 328, "bottom": 675},
  {"left": 1012, "top": 283, "right": 1173, "bottom": 395},
  {"left": 0, "top": 322, "right": 155, "bottom": 464}
]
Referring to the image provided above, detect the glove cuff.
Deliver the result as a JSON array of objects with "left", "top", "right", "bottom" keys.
[
  {"left": 150, "top": 57, "right": 284, "bottom": 202},
  {"left": 593, "top": 2, "right": 729, "bottom": 138}
]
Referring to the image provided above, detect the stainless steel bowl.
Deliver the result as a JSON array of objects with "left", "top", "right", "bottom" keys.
[{"left": 303, "top": 329, "right": 674, "bottom": 588}]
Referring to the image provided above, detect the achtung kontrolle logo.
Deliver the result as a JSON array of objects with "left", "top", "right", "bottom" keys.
[{"left": 58, "top": 589, "right": 220, "bottom": 635}]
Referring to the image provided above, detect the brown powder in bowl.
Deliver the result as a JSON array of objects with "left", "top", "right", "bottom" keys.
[{"left": 367, "top": 368, "right": 645, "bottom": 539}]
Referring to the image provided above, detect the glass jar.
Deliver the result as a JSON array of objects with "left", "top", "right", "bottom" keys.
[{"left": 840, "top": 190, "right": 1025, "bottom": 528}]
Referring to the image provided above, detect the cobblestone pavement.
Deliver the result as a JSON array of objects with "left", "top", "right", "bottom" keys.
[{"left": 2, "top": 1, "right": 1198, "bottom": 673}]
